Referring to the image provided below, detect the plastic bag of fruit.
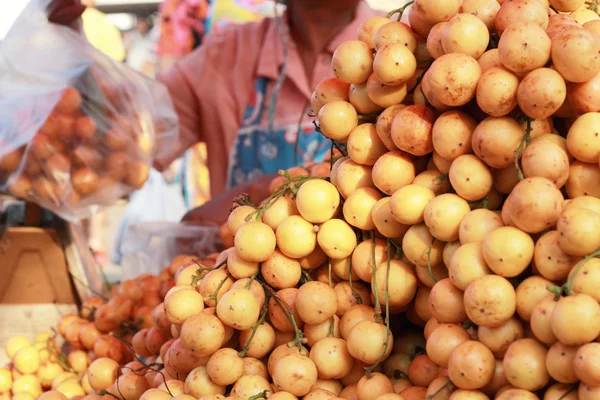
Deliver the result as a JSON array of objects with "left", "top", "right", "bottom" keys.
[
  {"left": 0, "top": 0, "right": 179, "bottom": 221},
  {"left": 118, "top": 222, "right": 221, "bottom": 279}
]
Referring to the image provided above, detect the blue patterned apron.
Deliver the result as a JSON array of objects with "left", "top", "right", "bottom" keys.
[{"left": 226, "top": 76, "right": 331, "bottom": 189}]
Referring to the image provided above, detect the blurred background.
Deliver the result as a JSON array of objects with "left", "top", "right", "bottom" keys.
[{"left": 0, "top": 0, "right": 398, "bottom": 275}]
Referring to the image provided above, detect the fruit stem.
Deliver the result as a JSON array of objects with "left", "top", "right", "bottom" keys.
[
  {"left": 262, "top": 283, "right": 307, "bottom": 353},
  {"left": 559, "top": 247, "right": 600, "bottom": 296},
  {"left": 246, "top": 175, "right": 323, "bottom": 221},
  {"left": 233, "top": 194, "right": 256, "bottom": 208},
  {"left": 245, "top": 270, "right": 260, "bottom": 289},
  {"left": 329, "top": 141, "right": 335, "bottom": 171},
  {"left": 69, "top": 273, "right": 109, "bottom": 302},
  {"left": 46, "top": 332, "right": 77, "bottom": 373},
  {"left": 426, "top": 379, "right": 453, "bottom": 400},
  {"left": 388, "top": 239, "right": 403, "bottom": 259},
  {"left": 386, "top": 0, "right": 414, "bottom": 21},
  {"left": 115, "top": 335, "right": 173, "bottom": 395},
  {"left": 331, "top": 140, "right": 348, "bottom": 158},
  {"left": 557, "top": 386, "right": 577, "bottom": 400},
  {"left": 469, "top": 196, "right": 489, "bottom": 210},
  {"left": 515, "top": 117, "right": 532, "bottom": 181},
  {"left": 427, "top": 237, "right": 438, "bottom": 284},
  {"left": 371, "top": 232, "right": 383, "bottom": 322},
  {"left": 328, "top": 316, "right": 336, "bottom": 337},
  {"left": 205, "top": 273, "right": 232, "bottom": 303},
  {"left": 249, "top": 390, "right": 269, "bottom": 400},
  {"left": 386, "top": 369, "right": 409, "bottom": 380},
  {"left": 192, "top": 259, "right": 222, "bottom": 286},
  {"left": 239, "top": 292, "right": 271, "bottom": 358},
  {"left": 348, "top": 256, "right": 363, "bottom": 304},
  {"left": 98, "top": 390, "right": 120, "bottom": 399},
  {"left": 301, "top": 270, "right": 313, "bottom": 283},
  {"left": 436, "top": 174, "right": 449, "bottom": 184},
  {"left": 365, "top": 242, "right": 393, "bottom": 377},
  {"left": 546, "top": 284, "right": 563, "bottom": 302}
]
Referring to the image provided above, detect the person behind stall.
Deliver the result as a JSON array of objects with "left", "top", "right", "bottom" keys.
[
  {"left": 47, "top": 0, "right": 380, "bottom": 225},
  {"left": 123, "top": 15, "right": 160, "bottom": 77}
]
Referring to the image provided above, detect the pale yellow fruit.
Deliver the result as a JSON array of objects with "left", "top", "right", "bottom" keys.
[
  {"left": 318, "top": 219, "right": 358, "bottom": 260},
  {"left": 296, "top": 179, "right": 340, "bottom": 224}
]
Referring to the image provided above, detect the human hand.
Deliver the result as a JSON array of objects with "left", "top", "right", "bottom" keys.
[
  {"left": 47, "top": 0, "right": 86, "bottom": 26},
  {"left": 181, "top": 173, "right": 278, "bottom": 226}
]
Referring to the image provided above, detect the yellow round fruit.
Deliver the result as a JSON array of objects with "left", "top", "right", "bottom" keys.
[
  {"left": 261, "top": 249, "right": 302, "bottom": 289},
  {"left": 276, "top": 215, "right": 317, "bottom": 259},
  {"left": 358, "top": 16, "right": 391, "bottom": 50},
  {"left": 425, "top": 53, "right": 481, "bottom": 107},
  {"left": 332, "top": 40, "right": 374, "bottom": 85},
  {"left": 12, "top": 374, "right": 42, "bottom": 396},
  {"left": 448, "top": 242, "right": 492, "bottom": 290},
  {"left": 185, "top": 366, "right": 226, "bottom": 398},
  {"left": 227, "top": 205, "right": 255, "bottom": 236},
  {"left": 521, "top": 139, "right": 570, "bottom": 187},
  {"left": 342, "top": 187, "right": 382, "bottom": 231},
  {"left": 373, "top": 259, "right": 418, "bottom": 308},
  {"left": 371, "top": 197, "right": 409, "bottom": 239},
  {"left": 366, "top": 73, "right": 408, "bottom": 109},
  {"left": 318, "top": 101, "right": 359, "bottom": 142},
  {"left": 552, "top": 28, "right": 600, "bottom": 83},
  {"left": 471, "top": 116, "right": 526, "bottom": 169},
  {"left": 482, "top": 226, "right": 534, "bottom": 278},
  {"left": 498, "top": 22, "right": 551, "bottom": 74},
  {"left": 13, "top": 346, "right": 40, "bottom": 374},
  {"left": 441, "top": 13, "right": 490, "bottom": 58},
  {"left": 317, "top": 219, "right": 358, "bottom": 260},
  {"left": 272, "top": 354, "right": 318, "bottom": 397},
  {"left": 508, "top": 177, "right": 565, "bottom": 234},
  {"left": 448, "top": 154, "right": 493, "bottom": 201},
  {"left": 216, "top": 288, "right": 260, "bottom": 330},
  {"left": 389, "top": 184, "right": 435, "bottom": 225},
  {"left": 427, "top": 22, "right": 447, "bottom": 60},
  {"left": 0, "top": 368, "right": 12, "bottom": 392},
  {"left": 402, "top": 223, "right": 445, "bottom": 268},
  {"left": 476, "top": 67, "right": 519, "bottom": 117},
  {"left": 459, "top": 0, "right": 500, "bottom": 30},
  {"left": 296, "top": 281, "right": 338, "bottom": 325},
  {"left": 557, "top": 207, "right": 600, "bottom": 257},
  {"left": 335, "top": 159, "right": 375, "bottom": 198},
  {"left": 464, "top": 275, "right": 516, "bottom": 328},
  {"left": 373, "top": 43, "right": 417, "bottom": 86},
  {"left": 374, "top": 21, "right": 418, "bottom": 53},
  {"left": 5, "top": 336, "right": 31, "bottom": 360},
  {"left": 349, "top": 82, "right": 384, "bottom": 115},
  {"left": 296, "top": 179, "right": 340, "bottom": 224},
  {"left": 424, "top": 193, "right": 471, "bottom": 242},
  {"left": 261, "top": 196, "right": 298, "bottom": 231},
  {"left": 234, "top": 221, "right": 276, "bottom": 263},
  {"left": 372, "top": 151, "right": 415, "bottom": 195},
  {"left": 347, "top": 122, "right": 389, "bottom": 166},
  {"left": 478, "top": 49, "right": 501, "bottom": 73},
  {"left": 517, "top": 68, "right": 567, "bottom": 120},
  {"left": 567, "top": 112, "right": 600, "bottom": 164}
]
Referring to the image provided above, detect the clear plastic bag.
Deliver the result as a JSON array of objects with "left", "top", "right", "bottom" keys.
[
  {"left": 0, "top": 0, "right": 179, "bottom": 221},
  {"left": 110, "top": 168, "right": 187, "bottom": 266},
  {"left": 118, "top": 222, "right": 221, "bottom": 280}
]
